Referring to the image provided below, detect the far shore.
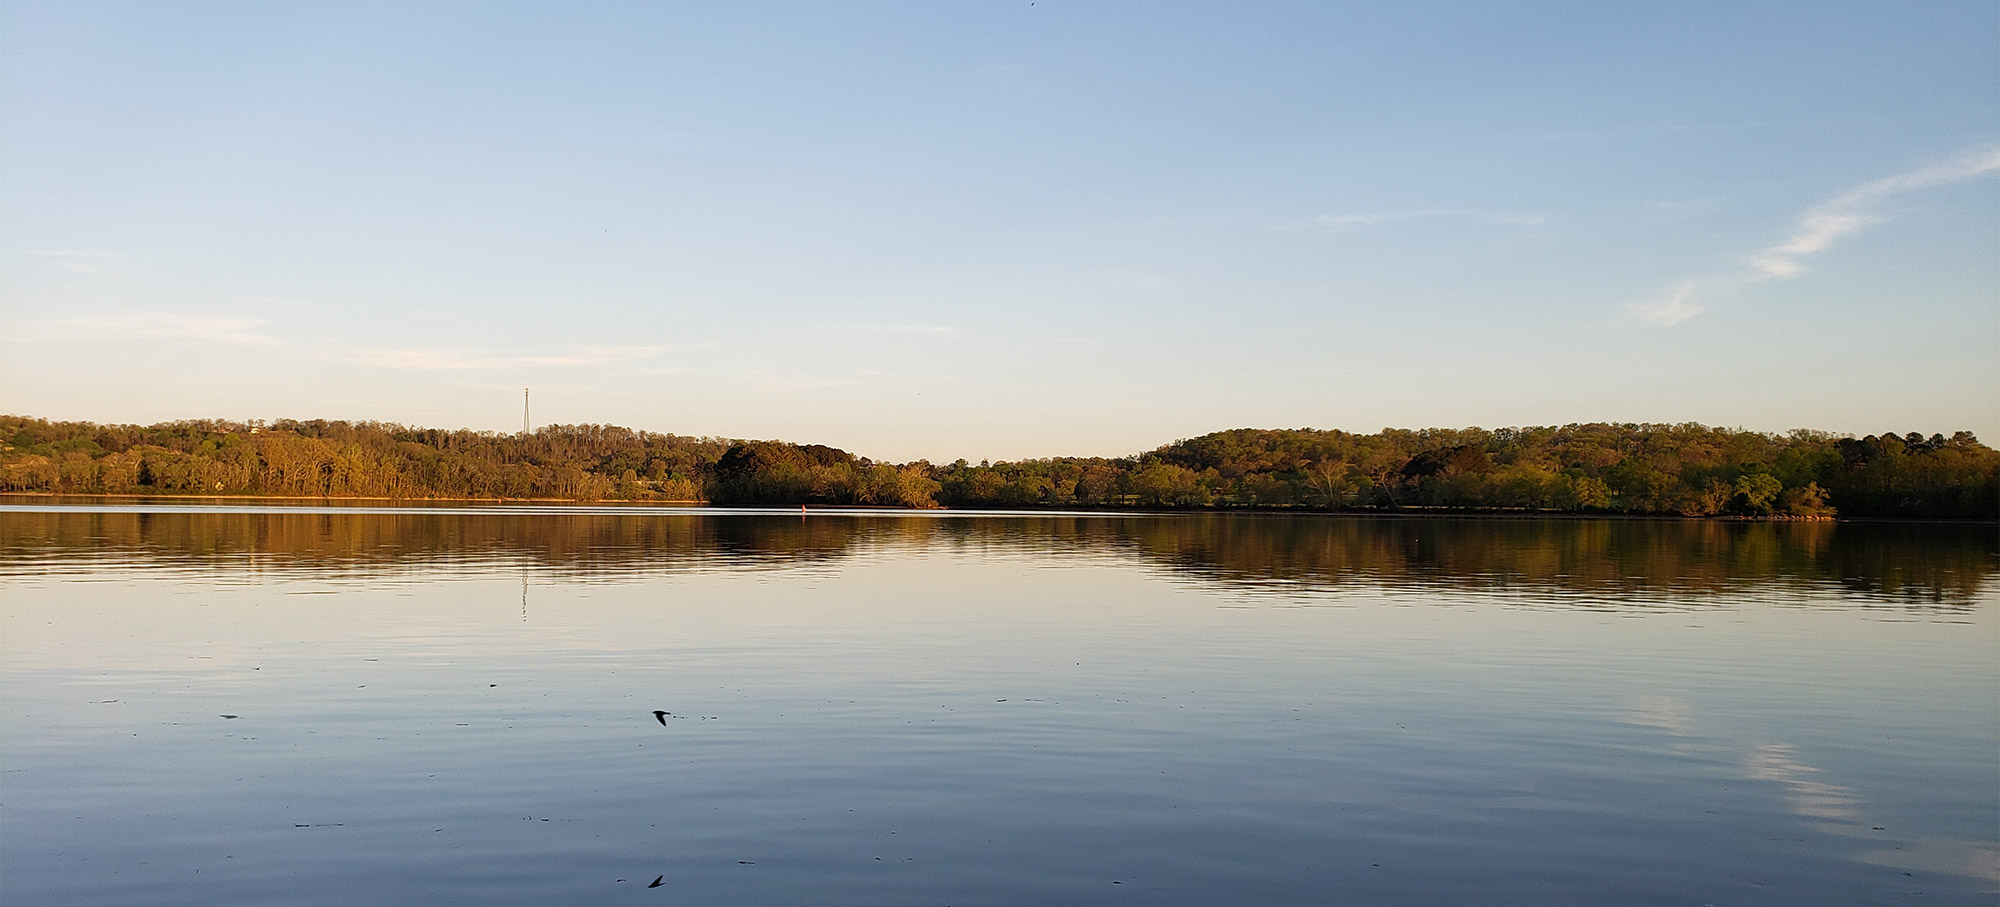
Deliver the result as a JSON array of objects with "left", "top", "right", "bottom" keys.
[
  {"left": 0, "top": 491, "right": 707, "bottom": 505},
  {"left": 5, "top": 491, "right": 1982, "bottom": 523},
  {"left": 8, "top": 417, "right": 1992, "bottom": 520}
]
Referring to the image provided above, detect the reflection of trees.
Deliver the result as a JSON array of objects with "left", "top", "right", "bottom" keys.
[
  {"left": 2, "top": 510, "right": 1990, "bottom": 609},
  {"left": 0, "top": 511, "right": 853, "bottom": 580},
  {"left": 1116, "top": 515, "right": 1993, "bottom": 609}
]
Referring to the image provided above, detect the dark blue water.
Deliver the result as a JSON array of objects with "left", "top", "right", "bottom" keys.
[{"left": 3, "top": 506, "right": 1994, "bottom": 904}]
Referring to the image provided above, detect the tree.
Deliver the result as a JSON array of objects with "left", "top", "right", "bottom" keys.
[{"left": 1733, "top": 473, "right": 1782, "bottom": 516}]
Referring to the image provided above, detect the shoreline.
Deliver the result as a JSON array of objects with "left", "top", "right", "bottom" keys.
[{"left": 5, "top": 492, "right": 1990, "bottom": 523}]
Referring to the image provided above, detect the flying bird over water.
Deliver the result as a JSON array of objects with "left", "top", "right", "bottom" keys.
[
  {"left": 647, "top": 875, "right": 664, "bottom": 888},
  {"left": 653, "top": 710, "right": 669, "bottom": 725}
]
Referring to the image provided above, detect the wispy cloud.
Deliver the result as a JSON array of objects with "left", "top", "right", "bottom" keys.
[
  {"left": 1745, "top": 147, "right": 2000, "bottom": 279},
  {"left": 1306, "top": 208, "right": 1547, "bottom": 230},
  {"left": 1744, "top": 212, "right": 1876, "bottom": 279},
  {"left": 9, "top": 309, "right": 278, "bottom": 345},
  {"left": 322, "top": 344, "right": 668, "bottom": 371},
  {"left": 4, "top": 302, "right": 683, "bottom": 377},
  {"left": 23, "top": 248, "right": 128, "bottom": 277},
  {"left": 1627, "top": 282, "right": 1704, "bottom": 326},
  {"left": 1633, "top": 146, "right": 2000, "bottom": 327}
]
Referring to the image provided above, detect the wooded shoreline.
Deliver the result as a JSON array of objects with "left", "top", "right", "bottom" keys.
[
  {"left": 4, "top": 415, "right": 1994, "bottom": 520},
  {"left": 1, "top": 491, "right": 1871, "bottom": 521}
]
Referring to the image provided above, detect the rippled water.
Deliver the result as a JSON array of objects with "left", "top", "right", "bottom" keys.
[{"left": 3, "top": 503, "right": 1995, "bottom": 905}]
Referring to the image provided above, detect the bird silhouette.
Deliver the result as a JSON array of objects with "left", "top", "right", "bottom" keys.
[
  {"left": 647, "top": 875, "right": 664, "bottom": 888},
  {"left": 653, "top": 710, "right": 669, "bottom": 725}
]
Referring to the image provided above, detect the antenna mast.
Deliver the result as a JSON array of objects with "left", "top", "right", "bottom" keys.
[{"left": 523, "top": 387, "right": 530, "bottom": 436}]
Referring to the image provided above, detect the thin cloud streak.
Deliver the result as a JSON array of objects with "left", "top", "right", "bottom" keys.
[
  {"left": 1635, "top": 145, "right": 2000, "bottom": 327},
  {"left": 1746, "top": 213, "right": 1876, "bottom": 278},
  {"left": 1746, "top": 146, "right": 2000, "bottom": 280},
  {"left": 23, "top": 248, "right": 128, "bottom": 277},
  {"left": 5, "top": 305, "right": 678, "bottom": 372},
  {"left": 9, "top": 310, "right": 278, "bottom": 345},
  {"left": 1628, "top": 282, "right": 1704, "bottom": 326}
]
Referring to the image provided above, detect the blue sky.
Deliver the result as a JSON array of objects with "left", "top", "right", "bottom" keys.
[{"left": 3, "top": 1, "right": 1995, "bottom": 461}]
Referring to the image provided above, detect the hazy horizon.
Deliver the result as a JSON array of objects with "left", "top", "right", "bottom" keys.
[{"left": 4, "top": 3, "right": 1996, "bottom": 463}]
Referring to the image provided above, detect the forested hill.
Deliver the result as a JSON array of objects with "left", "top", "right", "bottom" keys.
[{"left": 1, "top": 416, "right": 1994, "bottom": 519}]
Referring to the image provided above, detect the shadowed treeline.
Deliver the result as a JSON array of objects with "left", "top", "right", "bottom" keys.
[{"left": 3, "top": 509, "right": 1990, "bottom": 610}]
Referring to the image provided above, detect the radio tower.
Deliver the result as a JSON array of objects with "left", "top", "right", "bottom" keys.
[{"left": 523, "top": 388, "right": 531, "bottom": 437}]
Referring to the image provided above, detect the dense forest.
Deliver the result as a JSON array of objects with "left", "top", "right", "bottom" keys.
[{"left": 2, "top": 415, "right": 1994, "bottom": 519}]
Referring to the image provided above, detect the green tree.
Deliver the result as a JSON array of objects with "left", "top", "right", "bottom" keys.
[{"left": 1734, "top": 473, "right": 1783, "bottom": 516}]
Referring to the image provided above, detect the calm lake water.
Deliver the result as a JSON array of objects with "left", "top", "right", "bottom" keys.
[{"left": 3, "top": 502, "right": 1995, "bottom": 905}]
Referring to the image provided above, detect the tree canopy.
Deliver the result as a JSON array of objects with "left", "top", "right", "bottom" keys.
[{"left": 2, "top": 416, "right": 1993, "bottom": 519}]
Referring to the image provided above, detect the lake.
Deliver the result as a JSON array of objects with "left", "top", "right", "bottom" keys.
[{"left": 2, "top": 502, "right": 1995, "bottom": 905}]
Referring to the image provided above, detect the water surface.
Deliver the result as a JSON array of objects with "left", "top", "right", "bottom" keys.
[{"left": 3, "top": 505, "right": 1995, "bottom": 904}]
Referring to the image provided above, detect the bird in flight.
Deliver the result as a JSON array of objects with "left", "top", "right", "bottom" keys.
[
  {"left": 653, "top": 710, "right": 670, "bottom": 725},
  {"left": 647, "top": 875, "right": 664, "bottom": 888}
]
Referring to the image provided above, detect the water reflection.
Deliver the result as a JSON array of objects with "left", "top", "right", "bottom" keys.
[
  {"left": 1746, "top": 743, "right": 1862, "bottom": 822},
  {"left": 2, "top": 506, "right": 1989, "bottom": 611},
  {"left": 4, "top": 503, "right": 1993, "bottom": 904},
  {"left": 1626, "top": 692, "right": 1999, "bottom": 888}
]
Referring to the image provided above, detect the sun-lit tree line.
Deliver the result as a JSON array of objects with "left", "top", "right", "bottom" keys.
[
  {"left": 1, "top": 416, "right": 1993, "bottom": 518},
  {"left": 0, "top": 417, "right": 725, "bottom": 503}
]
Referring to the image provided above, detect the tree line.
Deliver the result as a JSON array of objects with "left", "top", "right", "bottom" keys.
[{"left": 2, "top": 415, "right": 1993, "bottom": 519}]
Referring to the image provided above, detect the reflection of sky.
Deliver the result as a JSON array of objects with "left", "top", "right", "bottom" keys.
[
  {"left": 1744, "top": 743, "right": 1997, "bottom": 887},
  {"left": 1620, "top": 694, "right": 1999, "bottom": 889},
  {"left": 1747, "top": 743, "right": 1861, "bottom": 822},
  {"left": 4, "top": 509, "right": 1996, "bottom": 903}
]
